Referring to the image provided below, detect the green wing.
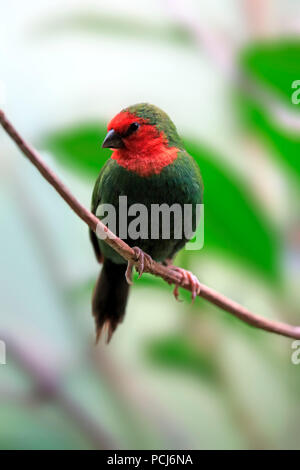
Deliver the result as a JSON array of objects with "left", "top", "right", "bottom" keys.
[{"left": 89, "top": 160, "right": 112, "bottom": 263}]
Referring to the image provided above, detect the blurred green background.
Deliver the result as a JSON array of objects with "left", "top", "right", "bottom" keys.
[{"left": 0, "top": 0, "right": 299, "bottom": 450}]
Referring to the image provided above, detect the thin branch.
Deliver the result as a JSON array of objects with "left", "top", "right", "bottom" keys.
[{"left": 1, "top": 109, "right": 299, "bottom": 340}]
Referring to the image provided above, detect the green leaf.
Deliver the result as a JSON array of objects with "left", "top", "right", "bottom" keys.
[
  {"left": 240, "top": 39, "right": 300, "bottom": 109},
  {"left": 185, "top": 139, "right": 279, "bottom": 281},
  {"left": 238, "top": 39, "right": 300, "bottom": 179},
  {"left": 43, "top": 123, "right": 110, "bottom": 177},
  {"left": 145, "top": 334, "right": 218, "bottom": 382},
  {"left": 43, "top": 123, "right": 280, "bottom": 281}
]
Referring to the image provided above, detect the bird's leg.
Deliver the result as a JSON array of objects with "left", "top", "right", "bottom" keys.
[
  {"left": 162, "top": 258, "right": 173, "bottom": 267},
  {"left": 125, "top": 247, "right": 153, "bottom": 285},
  {"left": 170, "top": 266, "right": 201, "bottom": 303}
]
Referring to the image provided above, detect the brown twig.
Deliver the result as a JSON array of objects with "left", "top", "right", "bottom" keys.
[{"left": 0, "top": 109, "right": 299, "bottom": 340}]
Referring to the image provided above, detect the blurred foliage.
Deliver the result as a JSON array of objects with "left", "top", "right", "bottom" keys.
[
  {"left": 185, "top": 139, "right": 279, "bottom": 281},
  {"left": 43, "top": 124, "right": 279, "bottom": 281},
  {"left": 240, "top": 39, "right": 300, "bottom": 108},
  {"left": 35, "top": 13, "right": 193, "bottom": 48},
  {"left": 238, "top": 39, "right": 300, "bottom": 180},
  {"left": 0, "top": 405, "right": 89, "bottom": 450},
  {"left": 145, "top": 334, "right": 218, "bottom": 382}
]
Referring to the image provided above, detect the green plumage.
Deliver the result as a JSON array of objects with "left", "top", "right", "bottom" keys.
[{"left": 91, "top": 149, "right": 203, "bottom": 264}]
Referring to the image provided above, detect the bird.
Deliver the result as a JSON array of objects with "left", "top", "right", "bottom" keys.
[{"left": 90, "top": 103, "right": 203, "bottom": 342}]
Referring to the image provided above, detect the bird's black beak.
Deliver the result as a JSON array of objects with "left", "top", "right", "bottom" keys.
[{"left": 102, "top": 129, "right": 124, "bottom": 149}]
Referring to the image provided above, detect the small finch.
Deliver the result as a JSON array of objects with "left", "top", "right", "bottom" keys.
[{"left": 90, "top": 103, "right": 203, "bottom": 342}]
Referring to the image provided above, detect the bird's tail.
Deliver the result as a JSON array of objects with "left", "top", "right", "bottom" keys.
[{"left": 92, "top": 259, "right": 130, "bottom": 343}]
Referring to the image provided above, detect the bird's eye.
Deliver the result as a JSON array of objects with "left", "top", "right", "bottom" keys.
[
  {"left": 124, "top": 122, "right": 140, "bottom": 137},
  {"left": 129, "top": 122, "right": 140, "bottom": 133}
]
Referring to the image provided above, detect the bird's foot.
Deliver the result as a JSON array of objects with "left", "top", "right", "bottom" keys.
[
  {"left": 125, "top": 247, "right": 153, "bottom": 285},
  {"left": 171, "top": 266, "right": 201, "bottom": 303}
]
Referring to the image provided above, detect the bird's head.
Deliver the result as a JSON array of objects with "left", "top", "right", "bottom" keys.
[{"left": 102, "top": 103, "right": 183, "bottom": 177}]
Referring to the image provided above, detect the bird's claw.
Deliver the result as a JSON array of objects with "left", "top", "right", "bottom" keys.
[
  {"left": 125, "top": 261, "right": 134, "bottom": 285},
  {"left": 173, "top": 284, "right": 182, "bottom": 302},
  {"left": 125, "top": 247, "right": 152, "bottom": 285},
  {"left": 171, "top": 267, "right": 201, "bottom": 303}
]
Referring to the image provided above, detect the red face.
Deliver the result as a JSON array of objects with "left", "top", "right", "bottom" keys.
[
  {"left": 105, "top": 111, "right": 166, "bottom": 157},
  {"left": 102, "top": 110, "right": 178, "bottom": 177}
]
